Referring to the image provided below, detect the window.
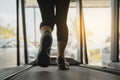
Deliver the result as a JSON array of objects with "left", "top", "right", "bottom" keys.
[
  {"left": 0, "top": 0, "right": 16, "bottom": 69},
  {"left": 82, "top": 0, "right": 111, "bottom": 66}
]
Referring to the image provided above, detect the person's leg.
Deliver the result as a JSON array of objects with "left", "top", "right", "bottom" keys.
[
  {"left": 55, "top": 0, "right": 70, "bottom": 58},
  {"left": 37, "top": 0, "right": 55, "bottom": 32},
  {"left": 36, "top": 0, "right": 55, "bottom": 67},
  {"left": 55, "top": 0, "right": 70, "bottom": 69}
]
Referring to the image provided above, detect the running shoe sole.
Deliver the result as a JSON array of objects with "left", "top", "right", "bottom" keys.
[{"left": 37, "top": 32, "right": 52, "bottom": 67}]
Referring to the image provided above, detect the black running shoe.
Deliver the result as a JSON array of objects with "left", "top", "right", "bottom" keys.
[
  {"left": 36, "top": 31, "right": 52, "bottom": 67},
  {"left": 57, "top": 57, "right": 70, "bottom": 70}
]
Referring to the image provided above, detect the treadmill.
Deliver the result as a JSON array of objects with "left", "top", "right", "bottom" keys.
[{"left": 0, "top": 0, "right": 120, "bottom": 80}]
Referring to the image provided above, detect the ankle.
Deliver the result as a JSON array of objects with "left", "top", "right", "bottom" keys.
[
  {"left": 57, "top": 57, "right": 65, "bottom": 64},
  {"left": 58, "top": 56, "right": 64, "bottom": 59},
  {"left": 40, "top": 26, "right": 52, "bottom": 34}
]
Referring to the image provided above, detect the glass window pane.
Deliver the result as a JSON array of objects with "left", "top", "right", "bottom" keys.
[
  {"left": 66, "top": 4, "right": 78, "bottom": 60},
  {"left": 82, "top": 0, "right": 111, "bottom": 66},
  {"left": 0, "top": 0, "right": 17, "bottom": 68}
]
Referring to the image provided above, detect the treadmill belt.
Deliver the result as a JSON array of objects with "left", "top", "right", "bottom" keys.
[{"left": 8, "top": 66, "right": 120, "bottom": 80}]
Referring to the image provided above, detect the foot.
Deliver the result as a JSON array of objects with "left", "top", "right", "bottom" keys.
[
  {"left": 35, "top": 31, "right": 52, "bottom": 67},
  {"left": 57, "top": 57, "right": 70, "bottom": 70}
]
